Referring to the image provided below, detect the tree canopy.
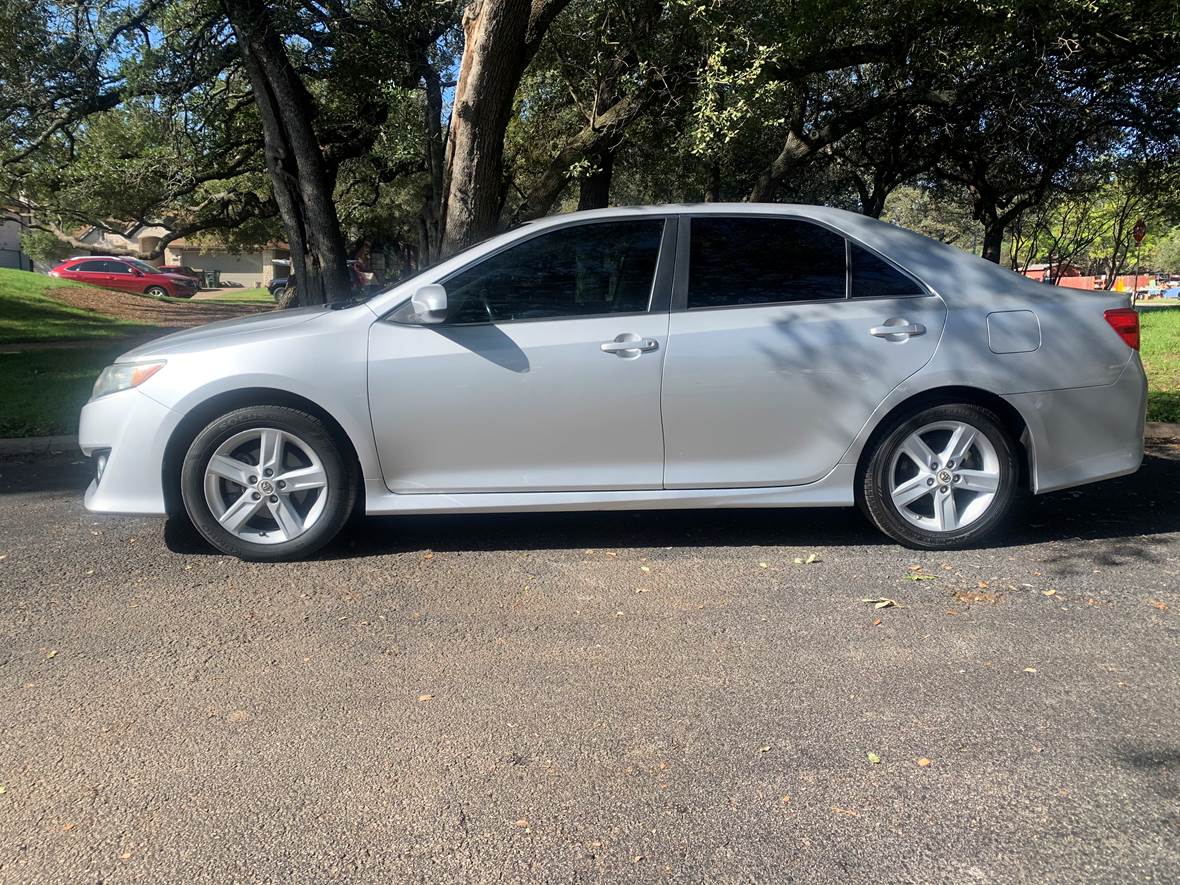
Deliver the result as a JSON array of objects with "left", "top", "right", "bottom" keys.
[{"left": 2, "top": 0, "right": 1178, "bottom": 303}]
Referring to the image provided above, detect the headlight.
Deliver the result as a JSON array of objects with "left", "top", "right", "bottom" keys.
[{"left": 91, "top": 361, "right": 166, "bottom": 400}]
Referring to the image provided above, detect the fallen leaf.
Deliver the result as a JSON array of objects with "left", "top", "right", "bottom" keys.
[
  {"left": 634, "top": 588, "right": 651, "bottom": 594},
  {"left": 909, "top": 564, "right": 923, "bottom": 571},
  {"left": 1149, "top": 600, "right": 1169, "bottom": 611},
  {"left": 640, "top": 565, "right": 650, "bottom": 573},
  {"left": 759, "top": 562, "right": 769, "bottom": 569},
  {"left": 831, "top": 806, "right": 860, "bottom": 817},
  {"left": 604, "top": 551, "right": 617, "bottom": 557},
  {"left": 0, "top": 554, "right": 7, "bottom": 561},
  {"left": 862, "top": 597, "right": 897, "bottom": 609},
  {"left": 906, "top": 573, "right": 937, "bottom": 581},
  {"left": 977, "top": 580, "right": 989, "bottom": 589},
  {"left": 867, "top": 752, "right": 881, "bottom": 764},
  {"left": 758, "top": 745, "right": 771, "bottom": 753},
  {"left": 120, "top": 852, "right": 132, "bottom": 860},
  {"left": 805, "top": 553, "right": 820, "bottom": 564},
  {"left": 0, "top": 784, "right": 6, "bottom": 795},
  {"left": 781, "top": 794, "right": 791, "bottom": 804},
  {"left": 514, "top": 819, "right": 530, "bottom": 828},
  {"left": 1042, "top": 588, "right": 1057, "bottom": 597},
  {"left": 62, "top": 823, "right": 77, "bottom": 832},
  {"left": 871, "top": 618, "right": 882, "bottom": 626},
  {"left": 46, "top": 650, "right": 58, "bottom": 659},
  {"left": 1023, "top": 667, "right": 1037, "bottom": 674},
  {"left": 417, "top": 694, "right": 434, "bottom": 702},
  {"left": 422, "top": 551, "right": 434, "bottom": 560},
  {"left": 916, "top": 757, "right": 931, "bottom": 767}
]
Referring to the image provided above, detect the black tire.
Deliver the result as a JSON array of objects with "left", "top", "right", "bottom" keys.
[
  {"left": 859, "top": 403, "right": 1019, "bottom": 549},
  {"left": 180, "top": 405, "right": 357, "bottom": 561},
  {"left": 145, "top": 286, "right": 168, "bottom": 298}
]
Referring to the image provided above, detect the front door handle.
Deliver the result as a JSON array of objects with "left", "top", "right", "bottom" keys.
[
  {"left": 601, "top": 334, "right": 659, "bottom": 355},
  {"left": 870, "top": 319, "right": 926, "bottom": 340}
]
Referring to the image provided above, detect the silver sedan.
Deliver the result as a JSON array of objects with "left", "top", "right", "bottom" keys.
[{"left": 79, "top": 205, "right": 1146, "bottom": 560}]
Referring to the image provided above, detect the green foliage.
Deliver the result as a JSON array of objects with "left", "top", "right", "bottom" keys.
[
  {"left": 1141, "top": 309, "right": 1180, "bottom": 423},
  {"left": 19, "top": 230, "right": 73, "bottom": 265}
]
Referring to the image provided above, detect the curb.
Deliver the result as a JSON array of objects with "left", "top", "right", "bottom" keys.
[
  {"left": 0, "top": 435, "right": 79, "bottom": 458},
  {"left": 0, "top": 424, "right": 1178, "bottom": 459}
]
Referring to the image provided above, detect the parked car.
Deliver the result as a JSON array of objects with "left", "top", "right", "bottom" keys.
[
  {"left": 158, "top": 264, "right": 202, "bottom": 280},
  {"left": 78, "top": 205, "right": 1146, "bottom": 561},
  {"left": 267, "top": 276, "right": 288, "bottom": 300},
  {"left": 50, "top": 256, "right": 200, "bottom": 298}
]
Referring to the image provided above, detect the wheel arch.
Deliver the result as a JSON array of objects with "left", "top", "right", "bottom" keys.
[
  {"left": 161, "top": 387, "right": 365, "bottom": 517},
  {"left": 854, "top": 386, "right": 1031, "bottom": 492}
]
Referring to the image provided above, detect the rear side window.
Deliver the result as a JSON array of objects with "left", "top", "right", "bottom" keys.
[
  {"left": 71, "top": 260, "right": 107, "bottom": 272},
  {"left": 850, "top": 244, "right": 923, "bottom": 298},
  {"left": 688, "top": 218, "right": 846, "bottom": 308}
]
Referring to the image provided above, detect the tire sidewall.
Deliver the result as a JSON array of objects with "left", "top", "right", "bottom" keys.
[
  {"left": 146, "top": 286, "right": 168, "bottom": 298},
  {"left": 863, "top": 403, "right": 1018, "bottom": 549},
  {"left": 180, "top": 406, "right": 354, "bottom": 561}
]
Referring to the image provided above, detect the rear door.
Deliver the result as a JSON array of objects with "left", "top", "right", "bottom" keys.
[
  {"left": 64, "top": 259, "right": 109, "bottom": 286},
  {"left": 368, "top": 217, "right": 675, "bottom": 493},
  {"left": 661, "top": 215, "right": 947, "bottom": 488}
]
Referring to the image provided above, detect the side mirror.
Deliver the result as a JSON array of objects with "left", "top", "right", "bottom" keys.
[
  {"left": 132, "top": 268, "right": 144, "bottom": 277},
  {"left": 409, "top": 284, "right": 448, "bottom": 324}
]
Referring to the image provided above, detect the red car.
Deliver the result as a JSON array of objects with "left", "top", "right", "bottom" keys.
[{"left": 49, "top": 256, "right": 201, "bottom": 298}]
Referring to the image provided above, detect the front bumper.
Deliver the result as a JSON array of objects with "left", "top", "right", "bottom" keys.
[
  {"left": 1005, "top": 355, "right": 1147, "bottom": 494},
  {"left": 79, "top": 389, "right": 180, "bottom": 515}
]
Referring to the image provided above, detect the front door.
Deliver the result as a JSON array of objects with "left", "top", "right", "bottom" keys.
[
  {"left": 661, "top": 215, "right": 947, "bottom": 488},
  {"left": 368, "top": 217, "right": 675, "bottom": 493}
]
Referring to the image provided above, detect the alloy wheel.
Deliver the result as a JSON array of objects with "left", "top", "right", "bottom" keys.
[
  {"left": 887, "top": 420, "right": 1000, "bottom": 533},
  {"left": 202, "top": 427, "right": 328, "bottom": 545}
]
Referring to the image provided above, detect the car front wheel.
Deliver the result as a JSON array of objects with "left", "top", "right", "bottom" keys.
[
  {"left": 860, "top": 403, "right": 1018, "bottom": 549},
  {"left": 145, "top": 285, "right": 168, "bottom": 298},
  {"left": 180, "top": 405, "right": 357, "bottom": 561}
]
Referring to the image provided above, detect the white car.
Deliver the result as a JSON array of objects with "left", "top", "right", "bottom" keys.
[{"left": 79, "top": 205, "right": 1146, "bottom": 560}]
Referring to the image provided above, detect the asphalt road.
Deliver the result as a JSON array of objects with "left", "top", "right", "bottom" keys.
[{"left": 1, "top": 449, "right": 1178, "bottom": 884}]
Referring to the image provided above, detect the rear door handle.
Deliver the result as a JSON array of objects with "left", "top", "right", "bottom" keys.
[
  {"left": 870, "top": 320, "right": 926, "bottom": 339},
  {"left": 601, "top": 334, "right": 659, "bottom": 355}
]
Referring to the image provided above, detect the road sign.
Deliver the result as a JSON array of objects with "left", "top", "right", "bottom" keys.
[{"left": 1133, "top": 219, "right": 1147, "bottom": 244}]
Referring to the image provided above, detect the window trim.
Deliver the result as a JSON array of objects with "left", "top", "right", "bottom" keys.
[
  {"left": 388, "top": 215, "right": 677, "bottom": 327},
  {"left": 671, "top": 213, "right": 934, "bottom": 313}
]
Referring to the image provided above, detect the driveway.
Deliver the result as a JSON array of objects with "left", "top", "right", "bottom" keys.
[{"left": 0, "top": 448, "right": 1178, "bottom": 883}]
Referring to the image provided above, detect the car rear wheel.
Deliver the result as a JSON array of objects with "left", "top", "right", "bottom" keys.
[
  {"left": 860, "top": 403, "right": 1018, "bottom": 549},
  {"left": 180, "top": 405, "right": 357, "bottom": 561},
  {"left": 145, "top": 285, "right": 168, "bottom": 298}
]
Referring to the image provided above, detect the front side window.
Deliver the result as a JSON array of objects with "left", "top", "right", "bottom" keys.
[
  {"left": 103, "top": 260, "right": 132, "bottom": 274},
  {"left": 688, "top": 217, "right": 847, "bottom": 308},
  {"left": 443, "top": 220, "right": 664, "bottom": 324},
  {"left": 850, "top": 244, "right": 924, "bottom": 298}
]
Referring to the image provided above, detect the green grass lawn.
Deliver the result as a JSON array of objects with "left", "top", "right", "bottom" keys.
[
  {"left": 0, "top": 267, "right": 151, "bottom": 344},
  {"left": 1141, "top": 308, "right": 1180, "bottom": 423},
  {"left": 0, "top": 344, "right": 131, "bottom": 437}
]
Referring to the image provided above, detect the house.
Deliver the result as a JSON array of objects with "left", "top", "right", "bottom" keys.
[
  {"left": 77, "top": 223, "right": 289, "bottom": 289},
  {"left": 1019, "top": 261, "right": 1084, "bottom": 282},
  {"left": 0, "top": 213, "right": 34, "bottom": 271}
]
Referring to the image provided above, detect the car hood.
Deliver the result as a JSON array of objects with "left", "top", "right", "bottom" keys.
[
  {"left": 162, "top": 272, "right": 197, "bottom": 283},
  {"left": 117, "top": 306, "right": 331, "bottom": 361}
]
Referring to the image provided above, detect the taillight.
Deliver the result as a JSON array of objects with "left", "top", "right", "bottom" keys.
[{"left": 1104, "top": 308, "right": 1139, "bottom": 350}]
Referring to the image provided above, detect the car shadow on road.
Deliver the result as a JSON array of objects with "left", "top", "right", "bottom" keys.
[
  {"left": 181, "top": 450, "right": 1180, "bottom": 561},
  {"left": 157, "top": 449, "right": 1180, "bottom": 560}
]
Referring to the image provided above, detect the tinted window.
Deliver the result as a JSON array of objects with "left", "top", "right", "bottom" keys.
[
  {"left": 850, "top": 244, "right": 923, "bottom": 298},
  {"left": 443, "top": 220, "right": 664, "bottom": 324},
  {"left": 103, "top": 260, "right": 132, "bottom": 274},
  {"left": 688, "top": 218, "right": 846, "bottom": 308},
  {"left": 71, "top": 260, "right": 107, "bottom": 273}
]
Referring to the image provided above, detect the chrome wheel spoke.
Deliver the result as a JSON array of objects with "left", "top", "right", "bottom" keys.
[
  {"left": 942, "top": 425, "right": 977, "bottom": 465},
  {"left": 206, "top": 454, "right": 253, "bottom": 487},
  {"left": 934, "top": 489, "right": 959, "bottom": 531},
  {"left": 899, "top": 433, "right": 937, "bottom": 471},
  {"left": 957, "top": 468, "right": 999, "bottom": 493},
  {"left": 259, "top": 429, "right": 285, "bottom": 472},
  {"left": 276, "top": 464, "right": 326, "bottom": 492},
  {"left": 891, "top": 474, "right": 932, "bottom": 507},
  {"left": 219, "top": 490, "right": 263, "bottom": 533},
  {"left": 268, "top": 495, "right": 304, "bottom": 540}
]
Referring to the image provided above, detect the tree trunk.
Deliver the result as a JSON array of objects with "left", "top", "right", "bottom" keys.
[
  {"left": 222, "top": 0, "right": 351, "bottom": 306},
  {"left": 980, "top": 221, "right": 1004, "bottom": 263},
  {"left": 419, "top": 58, "right": 446, "bottom": 266},
  {"left": 577, "top": 148, "right": 614, "bottom": 210},
  {"left": 441, "top": 0, "right": 573, "bottom": 256}
]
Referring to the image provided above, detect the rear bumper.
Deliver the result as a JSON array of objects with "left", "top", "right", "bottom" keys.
[
  {"left": 1005, "top": 355, "right": 1147, "bottom": 494},
  {"left": 79, "top": 389, "right": 179, "bottom": 515}
]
